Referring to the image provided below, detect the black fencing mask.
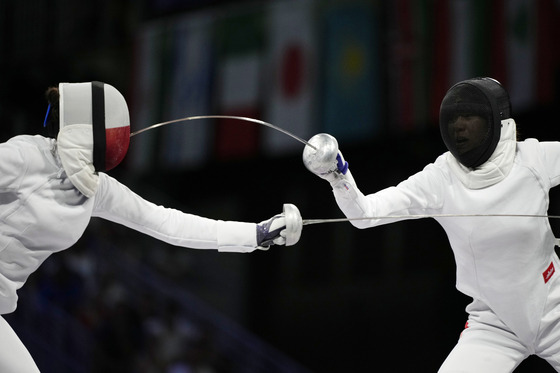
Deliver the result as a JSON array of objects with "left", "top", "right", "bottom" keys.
[{"left": 439, "top": 77, "right": 511, "bottom": 168}]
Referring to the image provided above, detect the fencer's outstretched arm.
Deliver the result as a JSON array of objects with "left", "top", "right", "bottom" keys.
[
  {"left": 92, "top": 173, "right": 288, "bottom": 252},
  {"left": 303, "top": 133, "right": 445, "bottom": 228}
]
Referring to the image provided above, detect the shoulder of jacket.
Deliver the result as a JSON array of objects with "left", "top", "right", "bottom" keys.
[
  {"left": 429, "top": 153, "right": 453, "bottom": 175},
  {"left": 515, "top": 138, "right": 545, "bottom": 160},
  {"left": 518, "top": 138, "right": 539, "bottom": 147},
  {"left": 7, "top": 135, "right": 53, "bottom": 149}
]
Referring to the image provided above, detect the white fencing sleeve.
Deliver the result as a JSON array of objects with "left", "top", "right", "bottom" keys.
[
  {"left": 92, "top": 173, "right": 258, "bottom": 253},
  {"left": 331, "top": 163, "right": 446, "bottom": 229}
]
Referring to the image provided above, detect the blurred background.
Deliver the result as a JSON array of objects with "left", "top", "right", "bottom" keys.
[{"left": 1, "top": 0, "right": 560, "bottom": 372}]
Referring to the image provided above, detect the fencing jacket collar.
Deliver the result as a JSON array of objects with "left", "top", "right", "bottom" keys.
[{"left": 447, "top": 118, "right": 517, "bottom": 190}]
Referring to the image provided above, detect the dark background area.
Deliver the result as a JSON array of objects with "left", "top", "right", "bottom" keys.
[{"left": 1, "top": 0, "right": 560, "bottom": 372}]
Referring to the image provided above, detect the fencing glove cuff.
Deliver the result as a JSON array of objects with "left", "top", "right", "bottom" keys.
[{"left": 256, "top": 214, "right": 287, "bottom": 250}]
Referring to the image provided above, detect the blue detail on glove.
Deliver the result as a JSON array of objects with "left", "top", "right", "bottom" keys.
[
  {"left": 256, "top": 215, "right": 284, "bottom": 247},
  {"left": 336, "top": 153, "right": 348, "bottom": 175}
]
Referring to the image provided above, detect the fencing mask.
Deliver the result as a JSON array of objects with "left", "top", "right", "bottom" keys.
[
  {"left": 57, "top": 82, "right": 130, "bottom": 197},
  {"left": 439, "top": 77, "right": 511, "bottom": 168}
]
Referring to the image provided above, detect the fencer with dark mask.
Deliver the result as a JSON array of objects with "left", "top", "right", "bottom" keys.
[
  {"left": 0, "top": 81, "right": 296, "bottom": 372},
  {"left": 304, "top": 77, "right": 560, "bottom": 372}
]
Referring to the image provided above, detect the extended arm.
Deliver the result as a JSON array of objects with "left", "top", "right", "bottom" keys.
[
  {"left": 92, "top": 173, "right": 290, "bottom": 252},
  {"left": 303, "top": 133, "right": 445, "bottom": 228}
]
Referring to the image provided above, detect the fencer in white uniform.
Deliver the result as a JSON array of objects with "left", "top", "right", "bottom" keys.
[
  {"left": 0, "top": 82, "right": 293, "bottom": 372},
  {"left": 303, "top": 77, "right": 560, "bottom": 372}
]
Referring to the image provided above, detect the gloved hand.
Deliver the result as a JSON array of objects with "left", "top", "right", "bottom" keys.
[
  {"left": 302, "top": 133, "right": 349, "bottom": 184},
  {"left": 256, "top": 214, "right": 287, "bottom": 250}
]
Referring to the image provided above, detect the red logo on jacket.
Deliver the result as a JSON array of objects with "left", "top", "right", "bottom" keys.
[{"left": 543, "top": 262, "right": 555, "bottom": 284}]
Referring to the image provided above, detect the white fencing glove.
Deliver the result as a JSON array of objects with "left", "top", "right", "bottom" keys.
[
  {"left": 256, "top": 214, "right": 286, "bottom": 250},
  {"left": 302, "top": 133, "right": 349, "bottom": 185}
]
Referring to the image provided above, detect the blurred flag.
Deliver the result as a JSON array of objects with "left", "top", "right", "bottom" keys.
[
  {"left": 320, "top": 1, "right": 382, "bottom": 142},
  {"left": 506, "top": 0, "right": 537, "bottom": 111},
  {"left": 389, "top": 0, "right": 438, "bottom": 130},
  {"left": 433, "top": 0, "right": 506, "bottom": 120},
  {"left": 160, "top": 13, "right": 214, "bottom": 170},
  {"left": 536, "top": 0, "right": 560, "bottom": 104},
  {"left": 430, "top": 0, "right": 451, "bottom": 122},
  {"left": 129, "top": 21, "right": 168, "bottom": 172},
  {"left": 488, "top": 0, "right": 507, "bottom": 85},
  {"left": 448, "top": 0, "right": 479, "bottom": 83},
  {"left": 263, "top": 0, "right": 317, "bottom": 156},
  {"left": 214, "top": 9, "right": 264, "bottom": 161}
]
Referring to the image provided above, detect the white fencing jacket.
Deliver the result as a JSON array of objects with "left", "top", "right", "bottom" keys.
[
  {"left": 0, "top": 135, "right": 258, "bottom": 314},
  {"left": 332, "top": 119, "right": 560, "bottom": 345}
]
